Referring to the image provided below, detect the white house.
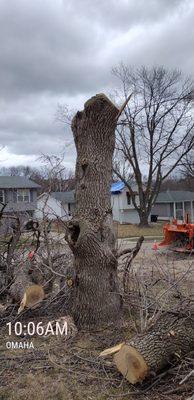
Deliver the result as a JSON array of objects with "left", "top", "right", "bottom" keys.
[
  {"left": 111, "top": 181, "right": 141, "bottom": 224},
  {"left": 111, "top": 185, "right": 194, "bottom": 223},
  {"left": 35, "top": 184, "right": 142, "bottom": 224},
  {"left": 35, "top": 184, "right": 194, "bottom": 224},
  {"left": 34, "top": 191, "right": 75, "bottom": 220}
]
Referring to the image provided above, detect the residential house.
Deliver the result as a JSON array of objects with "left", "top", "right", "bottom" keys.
[
  {"left": 34, "top": 183, "right": 194, "bottom": 224},
  {"left": 0, "top": 176, "right": 40, "bottom": 217},
  {"left": 110, "top": 181, "right": 142, "bottom": 224},
  {"left": 35, "top": 191, "right": 75, "bottom": 220},
  {"left": 111, "top": 185, "right": 194, "bottom": 223},
  {"left": 35, "top": 183, "right": 141, "bottom": 223},
  {"left": 152, "top": 190, "right": 194, "bottom": 221}
]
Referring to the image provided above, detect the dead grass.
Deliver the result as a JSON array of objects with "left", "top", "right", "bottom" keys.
[
  {"left": 47, "top": 221, "right": 164, "bottom": 240},
  {"left": 0, "top": 325, "right": 134, "bottom": 400},
  {"left": 114, "top": 222, "right": 164, "bottom": 239},
  {"left": 0, "top": 321, "right": 193, "bottom": 400}
]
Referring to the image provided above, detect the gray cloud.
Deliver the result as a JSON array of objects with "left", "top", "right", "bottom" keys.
[
  {"left": 0, "top": 0, "right": 193, "bottom": 168},
  {"left": 0, "top": 0, "right": 109, "bottom": 99},
  {"left": 73, "top": 0, "right": 185, "bottom": 31}
]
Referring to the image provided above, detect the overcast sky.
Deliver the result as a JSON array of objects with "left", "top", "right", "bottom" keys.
[{"left": 0, "top": 0, "right": 193, "bottom": 171}]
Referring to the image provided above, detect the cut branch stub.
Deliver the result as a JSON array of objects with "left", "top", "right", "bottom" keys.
[{"left": 116, "top": 92, "right": 133, "bottom": 120}]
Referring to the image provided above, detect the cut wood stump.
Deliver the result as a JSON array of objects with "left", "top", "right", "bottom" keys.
[
  {"left": 100, "top": 313, "right": 194, "bottom": 384},
  {"left": 17, "top": 284, "right": 44, "bottom": 314},
  {"left": 65, "top": 93, "right": 123, "bottom": 328}
]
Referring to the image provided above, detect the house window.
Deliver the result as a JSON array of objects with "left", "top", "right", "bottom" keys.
[
  {"left": 126, "top": 192, "right": 131, "bottom": 205},
  {"left": 0, "top": 189, "right": 5, "bottom": 203},
  {"left": 17, "top": 189, "right": 30, "bottom": 202},
  {"left": 176, "top": 202, "right": 183, "bottom": 210}
]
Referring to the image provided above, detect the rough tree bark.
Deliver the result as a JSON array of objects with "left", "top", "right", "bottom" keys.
[
  {"left": 9, "top": 260, "right": 34, "bottom": 303},
  {"left": 66, "top": 94, "right": 123, "bottom": 328}
]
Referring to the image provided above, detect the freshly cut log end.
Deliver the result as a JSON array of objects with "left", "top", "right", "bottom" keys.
[
  {"left": 99, "top": 343, "right": 124, "bottom": 357},
  {"left": 99, "top": 342, "right": 149, "bottom": 383},
  {"left": 114, "top": 345, "right": 149, "bottom": 384},
  {"left": 18, "top": 284, "right": 44, "bottom": 314}
]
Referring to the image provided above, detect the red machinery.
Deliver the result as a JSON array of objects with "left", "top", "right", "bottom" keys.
[{"left": 159, "top": 217, "right": 194, "bottom": 253}]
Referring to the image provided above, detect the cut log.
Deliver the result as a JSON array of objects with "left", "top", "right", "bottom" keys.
[
  {"left": 100, "top": 313, "right": 194, "bottom": 384},
  {"left": 17, "top": 285, "right": 44, "bottom": 314},
  {"left": 114, "top": 344, "right": 149, "bottom": 384}
]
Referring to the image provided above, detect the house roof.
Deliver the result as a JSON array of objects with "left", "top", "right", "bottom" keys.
[
  {"left": 156, "top": 190, "right": 194, "bottom": 203},
  {"left": 0, "top": 176, "right": 40, "bottom": 189},
  {"left": 50, "top": 182, "right": 138, "bottom": 203},
  {"left": 111, "top": 181, "right": 125, "bottom": 192},
  {"left": 51, "top": 190, "right": 75, "bottom": 204},
  {"left": 111, "top": 181, "right": 139, "bottom": 193},
  {"left": 49, "top": 188, "right": 194, "bottom": 205}
]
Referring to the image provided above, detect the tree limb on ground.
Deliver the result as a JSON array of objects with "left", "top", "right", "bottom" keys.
[{"left": 99, "top": 313, "right": 194, "bottom": 384}]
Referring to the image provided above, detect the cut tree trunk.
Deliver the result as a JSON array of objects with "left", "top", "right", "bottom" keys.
[
  {"left": 113, "top": 313, "right": 194, "bottom": 384},
  {"left": 66, "top": 94, "right": 123, "bottom": 328}
]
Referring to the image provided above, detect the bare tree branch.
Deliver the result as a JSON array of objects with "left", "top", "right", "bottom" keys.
[{"left": 113, "top": 65, "right": 194, "bottom": 226}]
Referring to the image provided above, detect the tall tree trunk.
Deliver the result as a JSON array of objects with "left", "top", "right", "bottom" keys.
[
  {"left": 138, "top": 210, "right": 150, "bottom": 227},
  {"left": 66, "top": 94, "right": 122, "bottom": 328}
]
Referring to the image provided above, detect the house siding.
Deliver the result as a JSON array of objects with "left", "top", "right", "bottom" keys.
[
  {"left": 119, "top": 188, "right": 140, "bottom": 210},
  {"left": 0, "top": 188, "right": 38, "bottom": 217},
  {"left": 4, "top": 189, "right": 9, "bottom": 203},
  {"left": 13, "top": 189, "right": 17, "bottom": 203},
  {"left": 152, "top": 200, "right": 194, "bottom": 221},
  {"left": 2, "top": 201, "right": 37, "bottom": 213},
  {"left": 119, "top": 209, "right": 140, "bottom": 224},
  {"left": 111, "top": 195, "right": 120, "bottom": 222},
  {"left": 111, "top": 190, "right": 141, "bottom": 224},
  {"left": 0, "top": 178, "right": 40, "bottom": 235},
  {"left": 35, "top": 194, "right": 66, "bottom": 220},
  {"left": 152, "top": 203, "right": 172, "bottom": 218},
  {"left": 35, "top": 194, "right": 75, "bottom": 221}
]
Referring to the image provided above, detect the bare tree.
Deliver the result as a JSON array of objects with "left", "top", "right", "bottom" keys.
[
  {"left": 0, "top": 160, "right": 75, "bottom": 193},
  {"left": 181, "top": 151, "right": 194, "bottom": 180},
  {"left": 38, "top": 153, "right": 74, "bottom": 192},
  {"left": 0, "top": 165, "right": 41, "bottom": 178},
  {"left": 113, "top": 65, "right": 194, "bottom": 226}
]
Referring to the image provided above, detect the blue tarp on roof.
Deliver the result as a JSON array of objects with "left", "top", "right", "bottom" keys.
[{"left": 110, "top": 181, "right": 125, "bottom": 192}]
